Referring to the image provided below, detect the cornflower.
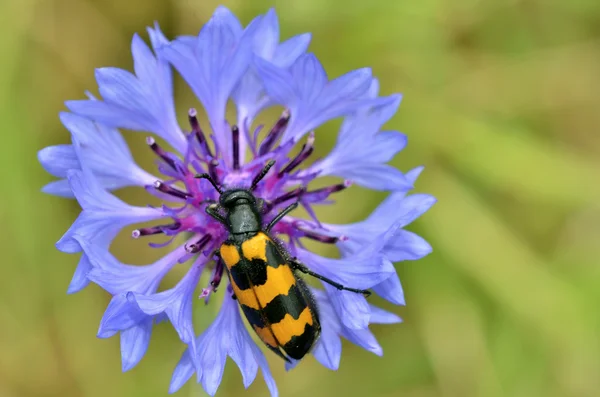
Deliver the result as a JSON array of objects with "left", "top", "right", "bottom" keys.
[{"left": 38, "top": 6, "right": 435, "bottom": 396}]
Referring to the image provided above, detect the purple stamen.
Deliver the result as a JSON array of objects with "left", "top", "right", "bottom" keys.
[
  {"left": 210, "top": 259, "right": 225, "bottom": 290},
  {"left": 208, "top": 159, "right": 220, "bottom": 183},
  {"left": 278, "top": 132, "right": 315, "bottom": 177},
  {"left": 258, "top": 109, "right": 291, "bottom": 156},
  {"left": 147, "top": 136, "right": 177, "bottom": 170},
  {"left": 300, "top": 229, "right": 340, "bottom": 244},
  {"left": 185, "top": 234, "right": 212, "bottom": 254},
  {"left": 247, "top": 124, "right": 262, "bottom": 156},
  {"left": 189, "top": 108, "right": 213, "bottom": 158},
  {"left": 153, "top": 181, "right": 191, "bottom": 200},
  {"left": 199, "top": 258, "right": 225, "bottom": 304},
  {"left": 132, "top": 222, "right": 181, "bottom": 238},
  {"left": 132, "top": 223, "right": 180, "bottom": 239},
  {"left": 232, "top": 125, "right": 240, "bottom": 170},
  {"left": 308, "top": 180, "right": 352, "bottom": 197},
  {"left": 266, "top": 186, "right": 306, "bottom": 212}
]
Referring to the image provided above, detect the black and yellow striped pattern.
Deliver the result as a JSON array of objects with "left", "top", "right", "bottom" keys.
[{"left": 220, "top": 232, "right": 320, "bottom": 361}]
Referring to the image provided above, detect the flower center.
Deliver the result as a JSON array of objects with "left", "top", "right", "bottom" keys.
[{"left": 132, "top": 108, "right": 350, "bottom": 296}]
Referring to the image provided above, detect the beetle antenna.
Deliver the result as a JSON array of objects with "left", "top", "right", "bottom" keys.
[
  {"left": 195, "top": 173, "right": 224, "bottom": 194},
  {"left": 250, "top": 160, "right": 276, "bottom": 191}
]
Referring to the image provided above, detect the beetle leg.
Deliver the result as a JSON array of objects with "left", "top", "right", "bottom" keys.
[
  {"left": 289, "top": 258, "right": 371, "bottom": 297},
  {"left": 266, "top": 202, "right": 299, "bottom": 232},
  {"left": 210, "top": 249, "right": 221, "bottom": 259}
]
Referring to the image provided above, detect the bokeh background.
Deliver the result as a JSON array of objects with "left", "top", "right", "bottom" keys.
[{"left": 2, "top": 0, "right": 600, "bottom": 396}]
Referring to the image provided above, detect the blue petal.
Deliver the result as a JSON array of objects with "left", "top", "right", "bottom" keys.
[
  {"left": 311, "top": 291, "right": 342, "bottom": 370},
  {"left": 248, "top": 9, "right": 310, "bottom": 68},
  {"left": 196, "top": 295, "right": 249, "bottom": 395},
  {"left": 95, "top": 293, "right": 154, "bottom": 371},
  {"left": 372, "top": 269, "right": 405, "bottom": 305},
  {"left": 310, "top": 289, "right": 389, "bottom": 365},
  {"left": 310, "top": 290, "right": 392, "bottom": 368},
  {"left": 254, "top": 55, "right": 374, "bottom": 143},
  {"left": 272, "top": 33, "right": 311, "bottom": 67},
  {"left": 233, "top": 9, "right": 310, "bottom": 129},
  {"left": 170, "top": 294, "right": 278, "bottom": 397},
  {"left": 56, "top": 170, "right": 164, "bottom": 253},
  {"left": 198, "top": 334, "right": 227, "bottom": 396},
  {"left": 160, "top": 6, "right": 252, "bottom": 156},
  {"left": 67, "top": 32, "right": 186, "bottom": 152},
  {"left": 39, "top": 113, "right": 156, "bottom": 196},
  {"left": 95, "top": 67, "right": 146, "bottom": 106},
  {"left": 292, "top": 53, "right": 327, "bottom": 103},
  {"left": 283, "top": 358, "right": 300, "bottom": 372},
  {"left": 349, "top": 81, "right": 402, "bottom": 125},
  {"left": 405, "top": 165, "right": 425, "bottom": 183},
  {"left": 369, "top": 305, "right": 402, "bottom": 324},
  {"left": 91, "top": 245, "right": 188, "bottom": 369},
  {"left": 296, "top": 248, "right": 394, "bottom": 291},
  {"left": 38, "top": 144, "right": 78, "bottom": 177},
  {"left": 339, "top": 130, "right": 407, "bottom": 164},
  {"left": 324, "top": 189, "right": 436, "bottom": 257},
  {"left": 301, "top": 91, "right": 408, "bottom": 191},
  {"left": 41, "top": 179, "right": 75, "bottom": 198},
  {"left": 324, "top": 284, "right": 370, "bottom": 330},
  {"left": 82, "top": 239, "right": 184, "bottom": 295},
  {"left": 67, "top": 253, "right": 92, "bottom": 294},
  {"left": 285, "top": 64, "right": 373, "bottom": 142},
  {"left": 253, "top": 56, "right": 295, "bottom": 105},
  {"left": 249, "top": 8, "right": 279, "bottom": 59},
  {"left": 89, "top": 266, "right": 159, "bottom": 296},
  {"left": 147, "top": 22, "right": 170, "bottom": 51},
  {"left": 302, "top": 218, "right": 425, "bottom": 311},
  {"left": 169, "top": 348, "right": 195, "bottom": 393},
  {"left": 326, "top": 214, "right": 432, "bottom": 306},
  {"left": 317, "top": 129, "right": 406, "bottom": 173},
  {"left": 233, "top": 70, "right": 269, "bottom": 136},
  {"left": 129, "top": 261, "right": 202, "bottom": 346},
  {"left": 331, "top": 163, "right": 412, "bottom": 191},
  {"left": 120, "top": 318, "right": 153, "bottom": 371},
  {"left": 60, "top": 112, "right": 154, "bottom": 185},
  {"left": 312, "top": 332, "right": 342, "bottom": 371},
  {"left": 367, "top": 193, "right": 437, "bottom": 229},
  {"left": 251, "top": 344, "right": 278, "bottom": 397},
  {"left": 341, "top": 326, "right": 383, "bottom": 356},
  {"left": 384, "top": 230, "right": 433, "bottom": 262},
  {"left": 98, "top": 294, "right": 147, "bottom": 338},
  {"left": 296, "top": 247, "right": 392, "bottom": 328}
]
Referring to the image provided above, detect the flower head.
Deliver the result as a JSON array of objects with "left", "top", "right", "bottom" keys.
[{"left": 39, "top": 6, "right": 435, "bottom": 396}]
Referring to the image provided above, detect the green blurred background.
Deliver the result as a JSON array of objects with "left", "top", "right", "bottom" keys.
[{"left": 2, "top": 0, "right": 600, "bottom": 396}]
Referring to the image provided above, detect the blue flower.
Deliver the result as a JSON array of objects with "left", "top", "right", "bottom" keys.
[{"left": 39, "top": 6, "right": 435, "bottom": 397}]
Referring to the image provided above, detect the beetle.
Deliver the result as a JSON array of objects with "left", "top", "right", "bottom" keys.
[{"left": 195, "top": 160, "right": 370, "bottom": 362}]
